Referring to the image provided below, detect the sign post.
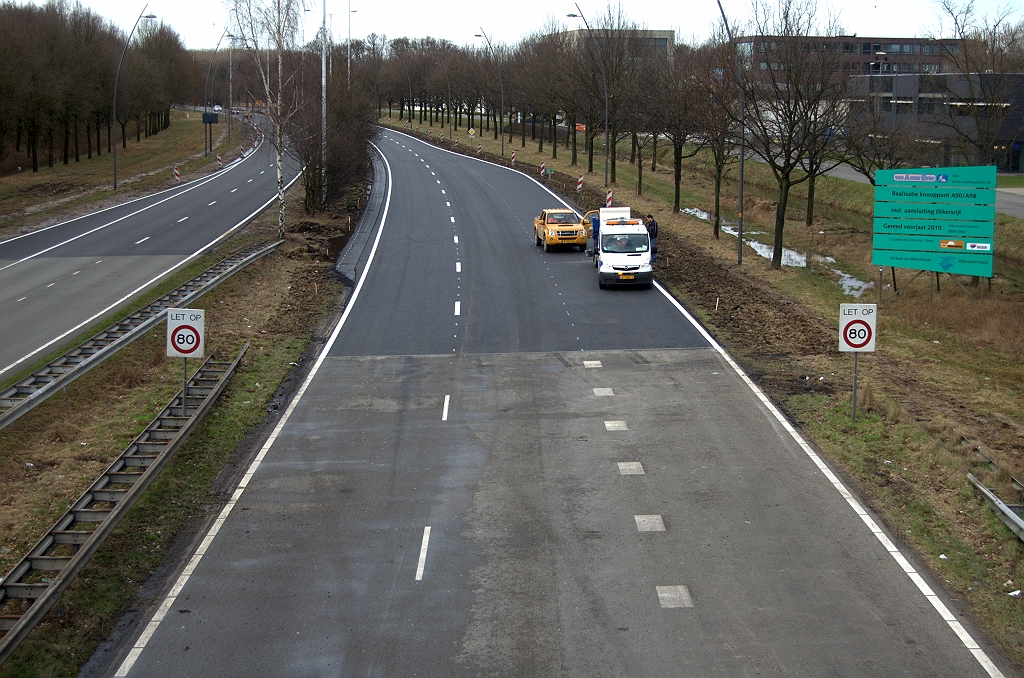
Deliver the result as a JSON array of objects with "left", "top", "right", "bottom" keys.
[
  {"left": 839, "top": 303, "right": 877, "bottom": 421},
  {"left": 167, "top": 309, "right": 205, "bottom": 414}
]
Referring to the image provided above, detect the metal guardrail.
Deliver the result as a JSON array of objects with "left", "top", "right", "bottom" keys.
[
  {"left": 0, "top": 344, "right": 248, "bottom": 665},
  {"left": 963, "top": 434, "right": 1024, "bottom": 543},
  {"left": 0, "top": 240, "right": 282, "bottom": 431}
]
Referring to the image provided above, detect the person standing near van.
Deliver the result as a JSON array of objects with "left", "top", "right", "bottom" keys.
[
  {"left": 645, "top": 214, "right": 658, "bottom": 263},
  {"left": 590, "top": 213, "right": 600, "bottom": 257}
]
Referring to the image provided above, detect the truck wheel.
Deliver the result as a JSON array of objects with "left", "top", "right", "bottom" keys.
[
  {"left": 543, "top": 240, "right": 551, "bottom": 252},
  {"left": 535, "top": 232, "right": 542, "bottom": 246},
  {"left": 578, "top": 244, "right": 586, "bottom": 252}
]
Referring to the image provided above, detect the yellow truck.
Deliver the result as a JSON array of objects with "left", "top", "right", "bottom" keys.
[{"left": 534, "top": 208, "right": 590, "bottom": 252}]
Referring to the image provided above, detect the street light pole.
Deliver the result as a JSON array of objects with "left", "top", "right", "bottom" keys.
[
  {"left": 113, "top": 5, "right": 156, "bottom": 190},
  {"left": 475, "top": 29, "right": 504, "bottom": 157},
  {"left": 568, "top": 6, "right": 609, "bottom": 187},
  {"left": 347, "top": 2, "right": 356, "bottom": 89},
  {"left": 715, "top": 0, "right": 745, "bottom": 264},
  {"left": 203, "top": 30, "right": 228, "bottom": 157}
]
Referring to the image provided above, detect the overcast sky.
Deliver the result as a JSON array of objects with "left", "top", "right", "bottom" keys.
[{"left": 45, "top": 0, "right": 1022, "bottom": 50}]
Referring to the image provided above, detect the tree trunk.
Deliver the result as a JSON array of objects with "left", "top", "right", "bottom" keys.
[
  {"left": 47, "top": 126, "right": 53, "bottom": 168},
  {"left": 636, "top": 143, "right": 643, "bottom": 195},
  {"left": 588, "top": 134, "right": 594, "bottom": 173},
  {"left": 95, "top": 115, "right": 101, "bottom": 156},
  {"left": 651, "top": 134, "right": 657, "bottom": 172},
  {"left": 673, "top": 140, "right": 682, "bottom": 213},
  {"left": 538, "top": 114, "right": 544, "bottom": 153},
  {"left": 714, "top": 163, "right": 723, "bottom": 239},
  {"left": 630, "top": 131, "right": 637, "bottom": 164},
  {"left": 610, "top": 128, "right": 617, "bottom": 184},
  {"left": 276, "top": 47, "right": 286, "bottom": 239},
  {"left": 137, "top": 116, "right": 141, "bottom": 142},
  {"left": 121, "top": 121, "right": 128, "bottom": 148},
  {"left": 31, "top": 130, "right": 38, "bottom": 172},
  {"left": 531, "top": 113, "right": 536, "bottom": 140},
  {"left": 86, "top": 122, "right": 92, "bottom": 159},
  {"left": 107, "top": 119, "right": 111, "bottom": 153},
  {"left": 63, "top": 123, "right": 70, "bottom": 165},
  {"left": 772, "top": 175, "right": 792, "bottom": 270},
  {"left": 550, "top": 112, "right": 557, "bottom": 159},
  {"left": 805, "top": 173, "right": 816, "bottom": 228},
  {"left": 571, "top": 113, "right": 577, "bottom": 166},
  {"left": 74, "top": 118, "right": 80, "bottom": 162}
]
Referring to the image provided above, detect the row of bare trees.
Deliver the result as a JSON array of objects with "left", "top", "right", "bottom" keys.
[
  {"left": 0, "top": 1, "right": 194, "bottom": 174},
  {"left": 340, "top": 0, "right": 1021, "bottom": 269}
]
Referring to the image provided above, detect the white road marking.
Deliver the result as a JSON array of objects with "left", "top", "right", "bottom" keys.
[
  {"left": 442, "top": 395, "right": 450, "bottom": 421},
  {"left": 593, "top": 388, "right": 614, "bottom": 397},
  {"left": 95, "top": 260, "right": 102, "bottom": 264},
  {"left": 208, "top": 201, "right": 217, "bottom": 205},
  {"left": 446, "top": 202, "right": 450, "bottom": 206},
  {"left": 437, "top": 180, "right": 441, "bottom": 184},
  {"left": 135, "top": 237, "right": 150, "bottom": 244},
  {"left": 450, "top": 216, "right": 455, "bottom": 223},
  {"left": 45, "top": 282, "right": 55, "bottom": 288},
  {"left": 456, "top": 262, "right": 461, "bottom": 273},
  {"left": 635, "top": 515, "right": 666, "bottom": 532},
  {"left": 260, "top": 170, "right": 265, "bottom": 174},
  {"left": 72, "top": 271, "right": 80, "bottom": 275},
  {"left": 441, "top": 190, "right": 446, "bottom": 194},
  {"left": 114, "top": 142, "right": 388, "bottom": 678},
  {"left": 584, "top": 360, "right": 602, "bottom": 368},
  {"left": 651, "top": 281, "right": 1006, "bottom": 678},
  {"left": 605, "top": 421, "right": 628, "bottom": 431},
  {"left": 454, "top": 301, "right": 461, "bottom": 316},
  {"left": 247, "top": 179, "right": 253, "bottom": 183},
  {"left": 454, "top": 236, "right": 459, "bottom": 244},
  {"left": 16, "top": 297, "right": 26, "bottom": 302},
  {"left": 617, "top": 462, "right": 645, "bottom": 475},
  {"left": 432, "top": 172, "right": 436, "bottom": 176},
  {"left": 415, "top": 526, "right": 431, "bottom": 581},
  {"left": 177, "top": 217, "right": 188, "bottom": 222},
  {"left": 231, "top": 188, "right": 237, "bottom": 193},
  {"left": 657, "top": 586, "right": 693, "bottom": 608}
]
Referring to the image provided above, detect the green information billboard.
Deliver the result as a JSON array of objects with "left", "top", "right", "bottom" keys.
[{"left": 872, "top": 166, "right": 996, "bottom": 277}]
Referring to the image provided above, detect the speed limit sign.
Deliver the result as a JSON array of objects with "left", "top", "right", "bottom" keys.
[
  {"left": 167, "top": 309, "right": 205, "bottom": 358},
  {"left": 839, "top": 304, "right": 876, "bottom": 352}
]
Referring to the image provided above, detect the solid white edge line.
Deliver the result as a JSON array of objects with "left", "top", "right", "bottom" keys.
[
  {"left": 0, "top": 120, "right": 264, "bottom": 247},
  {"left": 650, "top": 281, "right": 1004, "bottom": 678},
  {"left": 113, "top": 142, "right": 392, "bottom": 677},
  {"left": 0, "top": 167, "right": 304, "bottom": 378},
  {"left": 415, "top": 526, "right": 431, "bottom": 581},
  {"left": 442, "top": 394, "right": 450, "bottom": 421}
]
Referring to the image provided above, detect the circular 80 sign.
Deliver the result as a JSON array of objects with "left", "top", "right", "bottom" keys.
[
  {"left": 167, "top": 309, "right": 205, "bottom": 358},
  {"left": 839, "top": 304, "right": 876, "bottom": 353}
]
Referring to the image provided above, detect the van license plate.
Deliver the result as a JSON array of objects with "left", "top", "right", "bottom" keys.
[{"left": 619, "top": 274, "right": 635, "bottom": 280}]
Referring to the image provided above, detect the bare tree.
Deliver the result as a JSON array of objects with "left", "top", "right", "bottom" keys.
[
  {"left": 231, "top": 0, "right": 305, "bottom": 238},
  {"left": 931, "top": 0, "right": 1024, "bottom": 167},
  {"left": 737, "top": 0, "right": 847, "bottom": 269}
]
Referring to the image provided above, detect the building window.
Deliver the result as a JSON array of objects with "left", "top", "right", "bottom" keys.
[
  {"left": 760, "top": 61, "right": 768, "bottom": 70},
  {"left": 883, "top": 43, "right": 901, "bottom": 54},
  {"left": 863, "top": 42, "right": 871, "bottom": 53}
]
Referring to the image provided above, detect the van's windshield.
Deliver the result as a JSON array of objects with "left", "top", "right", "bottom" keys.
[{"left": 601, "top": 233, "right": 649, "bottom": 253}]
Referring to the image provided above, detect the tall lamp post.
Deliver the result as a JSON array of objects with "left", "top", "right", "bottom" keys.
[
  {"left": 475, "top": 29, "right": 505, "bottom": 157},
  {"left": 203, "top": 29, "right": 228, "bottom": 156},
  {"left": 113, "top": 6, "right": 156, "bottom": 190},
  {"left": 715, "top": 0, "right": 745, "bottom": 264},
  {"left": 568, "top": 6, "right": 609, "bottom": 187}
]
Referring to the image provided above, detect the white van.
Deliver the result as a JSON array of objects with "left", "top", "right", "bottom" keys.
[{"left": 595, "top": 218, "right": 652, "bottom": 289}]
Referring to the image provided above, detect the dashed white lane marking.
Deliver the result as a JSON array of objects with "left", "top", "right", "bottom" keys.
[
  {"left": 657, "top": 586, "right": 693, "bottom": 608},
  {"left": 442, "top": 395, "right": 450, "bottom": 421},
  {"left": 651, "top": 281, "right": 1005, "bottom": 678},
  {"left": 456, "top": 262, "right": 461, "bottom": 273},
  {"left": 450, "top": 216, "right": 455, "bottom": 223},
  {"left": 441, "top": 189, "right": 446, "bottom": 194},
  {"left": 635, "top": 515, "right": 666, "bottom": 532},
  {"left": 584, "top": 360, "right": 602, "bottom": 368},
  {"left": 208, "top": 201, "right": 217, "bottom": 205},
  {"left": 437, "top": 180, "right": 441, "bottom": 184},
  {"left": 432, "top": 172, "right": 436, "bottom": 176},
  {"left": 454, "top": 236, "right": 459, "bottom": 244},
  {"left": 247, "top": 179, "right": 253, "bottom": 183},
  {"left": 605, "top": 421, "right": 628, "bottom": 431},
  {"left": 446, "top": 201, "right": 451, "bottom": 206},
  {"left": 593, "top": 388, "right": 614, "bottom": 397},
  {"left": 231, "top": 188, "right": 237, "bottom": 192},
  {"left": 454, "top": 301, "right": 461, "bottom": 316},
  {"left": 260, "top": 170, "right": 265, "bottom": 174},
  {"left": 176, "top": 217, "right": 188, "bottom": 222},
  {"left": 16, "top": 297, "right": 26, "bottom": 302},
  {"left": 95, "top": 260, "right": 102, "bottom": 264},
  {"left": 135, "top": 237, "right": 150, "bottom": 244},
  {"left": 73, "top": 270, "right": 80, "bottom": 275},
  {"left": 415, "top": 526, "right": 431, "bottom": 581},
  {"left": 617, "top": 462, "right": 645, "bottom": 475},
  {"left": 46, "top": 283, "right": 55, "bottom": 288}
]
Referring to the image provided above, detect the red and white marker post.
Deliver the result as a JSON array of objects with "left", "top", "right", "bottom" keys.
[
  {"left": 174, "top": 166, "right": 180, "bottom": 183},
  {"left": 455, "top": 138, "right": 459, "bottom": 148},
  {"left": 216, "top": 154, "right": 222, "bottom": 168},
  {"left": 577, "top": 175, "right": 584, "bottom": 192},
  {"left": 511, "top": 150, "right": 515, "bottom": 166},
  {"left": 477, "top": 143, "right": 482, "bottom": 155},
  {"left": 539, "top": 161, "right": 546, "bottom": 177},
  {"left": 605, "top": 190, "right": 613, "bottom": 207}
]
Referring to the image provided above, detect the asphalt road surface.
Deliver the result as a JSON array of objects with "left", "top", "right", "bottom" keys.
[
  {"left": 0, "top": 130, "right": 300, "bottom": 377},
  {"left": 104, "top": 131, "right": 1016, "bottom": 677}
]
